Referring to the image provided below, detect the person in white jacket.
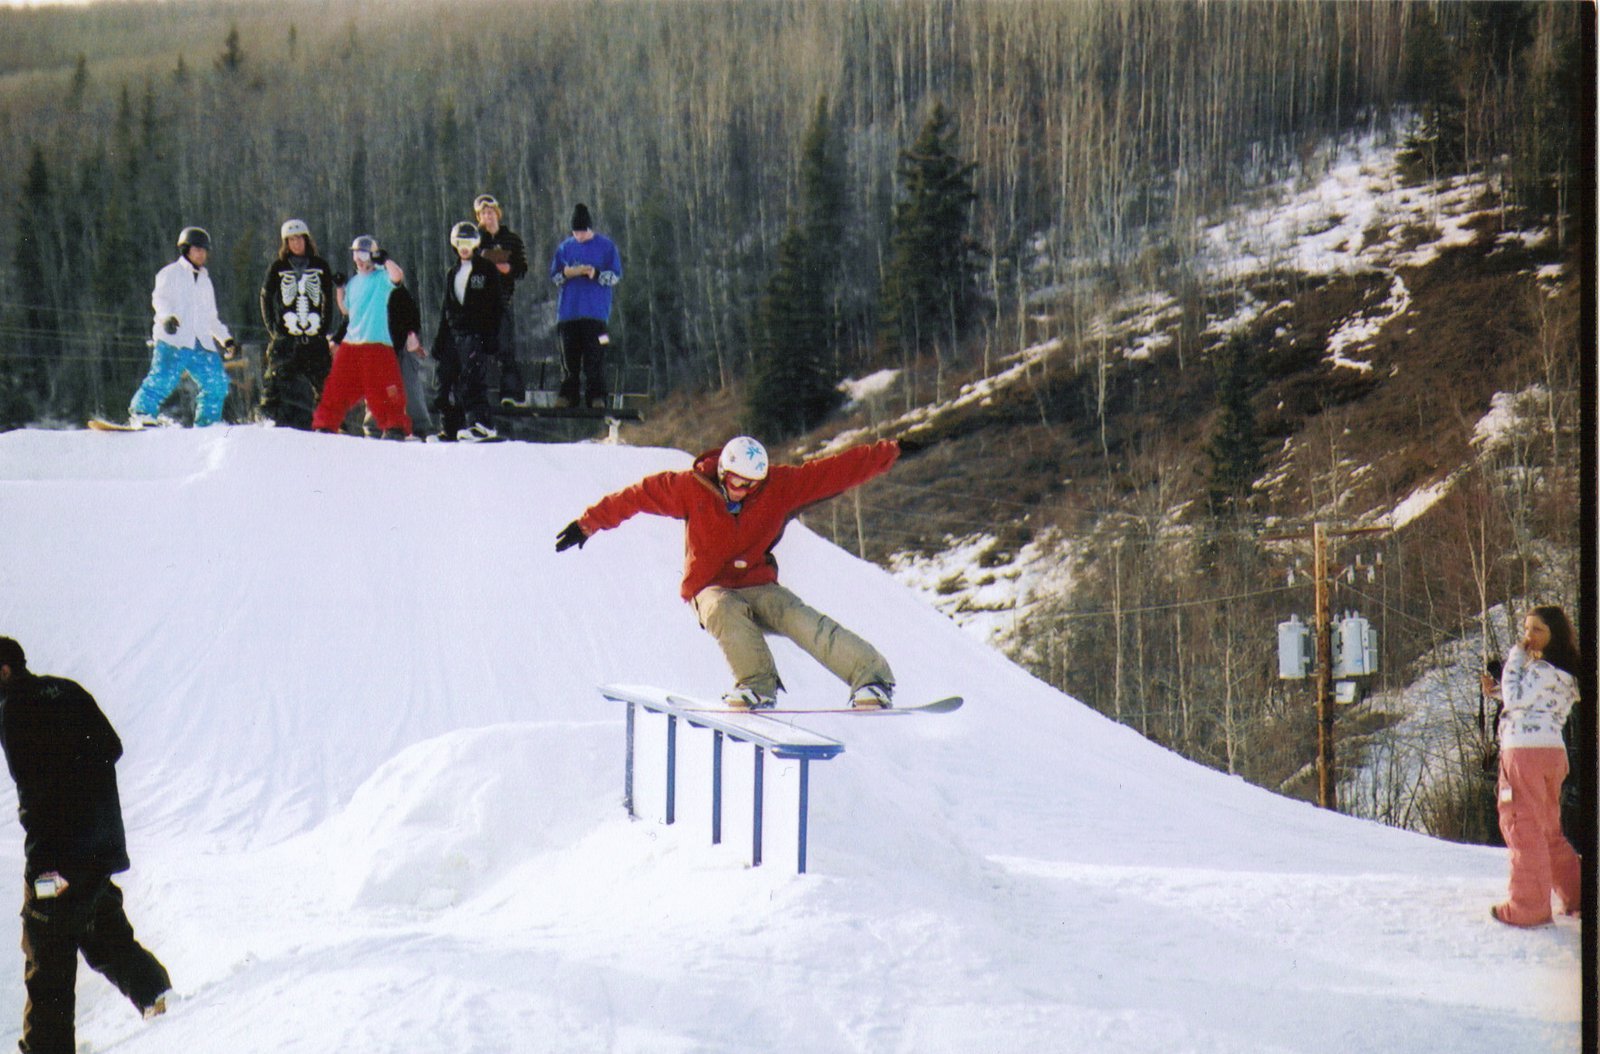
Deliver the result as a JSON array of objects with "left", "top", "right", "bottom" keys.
[
  {"left": 1481, "top": 605, "right": 1583, "bottom": 926},
  {"left": 128, "top": 227, "right": 238, "bottom": 427}
]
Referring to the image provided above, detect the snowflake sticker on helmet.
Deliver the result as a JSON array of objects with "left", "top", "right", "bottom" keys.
[{"left": 718, "top": 436, "right": 769, "bottom": 482}]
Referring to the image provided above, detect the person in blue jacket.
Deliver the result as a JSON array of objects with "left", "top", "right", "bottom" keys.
[{"left": 548, "top": 203, "right": 622, "bottom": 408}]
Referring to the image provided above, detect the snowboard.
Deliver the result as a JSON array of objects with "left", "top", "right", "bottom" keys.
[
  {"left": 672, "top": 695, "right": 962, "bottom": 716},
  {"left": 88, "top": 417, "right": 158, "bottom": 432}
]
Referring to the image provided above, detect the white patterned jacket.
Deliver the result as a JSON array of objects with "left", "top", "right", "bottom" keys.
[{"left": 1498, "top": 644, "right": 1579, "bottom": 749}]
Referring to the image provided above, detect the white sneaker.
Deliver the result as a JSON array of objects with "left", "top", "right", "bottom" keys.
[
  {"left": 722, "top": 687, "right": 776, "bottom": 711},
  {"left": 849, "top": 684, "right": 893, "bottom": 710},
  {"left": 457, "top": 423, "right": 499, "bottom": 442}
]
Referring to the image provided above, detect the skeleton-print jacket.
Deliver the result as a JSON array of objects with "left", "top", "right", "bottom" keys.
[{"left": 260, "top": 254, "right": 342, "bottom": 342}]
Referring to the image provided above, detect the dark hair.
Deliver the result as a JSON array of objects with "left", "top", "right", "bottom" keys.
[
  {"left": 280, "top": 232, "right": 320, "bottom": 261},
  {"left": 1532, "top": 605, "right": 1581, "bottom": 678},
  {"left": 0, "top": 636, "right": 25, "bottom": 672}
]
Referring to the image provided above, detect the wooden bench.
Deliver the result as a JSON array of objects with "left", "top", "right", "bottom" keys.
[{"left": 599, "top": 684, "right": 844, "bottom": 873}]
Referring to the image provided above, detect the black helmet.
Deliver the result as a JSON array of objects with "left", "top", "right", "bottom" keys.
[{"left": 177, "top": 226, "right": 211, "bottom": 253}]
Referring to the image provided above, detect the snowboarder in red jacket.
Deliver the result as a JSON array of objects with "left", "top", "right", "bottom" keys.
[{"left": 556, "top": 436, "right": 908, "bottom": 709}]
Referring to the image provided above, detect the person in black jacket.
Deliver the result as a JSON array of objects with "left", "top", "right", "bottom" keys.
[
  {"left": 387, "top": 280, "right": 434, "bottom": 438},
  {"left": 433, "top": 221, "right": 505, "bottom": 441},
  {"left": 259, "top": 219, "right": 342, "bottom": 430},
  {"left": 473, "top": 194, "right": 530, "bottom": 407},
  {"left": 0, "top": 638, "right": 170, "bottom": 1053}
]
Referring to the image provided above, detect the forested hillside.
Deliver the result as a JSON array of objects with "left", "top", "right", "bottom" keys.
[
  {"left": 2, "top": 1, "right": 1579, "bottom": 425},
  {"left": 0, "top": 1, "right": 1588, "bottom": 844}
]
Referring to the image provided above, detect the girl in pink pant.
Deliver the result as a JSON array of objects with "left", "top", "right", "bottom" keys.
[{"left": 1482, "top": 606, "right": 1583, "bottom": 927}]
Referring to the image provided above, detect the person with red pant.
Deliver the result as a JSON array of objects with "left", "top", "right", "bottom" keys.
[
  {"left": 555, "top": 435, "right": 923, "bottom": 710},
  {"left": 312, "top": 235, "right": 413, "bottom": 439},
  {"left": 1481, "top": 605, "right": 1583, "bottom": 926}
]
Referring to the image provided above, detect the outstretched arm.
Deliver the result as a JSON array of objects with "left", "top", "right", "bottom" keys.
[
  {"left": 775, "top": 439, "right": 902, "bottom": 508},
  {"left": 556, "top": 471, "right": 694, "bottom": 553}
]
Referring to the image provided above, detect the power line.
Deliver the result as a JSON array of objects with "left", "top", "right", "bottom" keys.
[{"left": 1016, "top": 582, "right": 1300, "bottom": 622}]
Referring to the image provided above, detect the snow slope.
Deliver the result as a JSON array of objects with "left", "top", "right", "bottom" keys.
[{"left": 0, "top": 426, "right": 1581, "bottom": 1053}]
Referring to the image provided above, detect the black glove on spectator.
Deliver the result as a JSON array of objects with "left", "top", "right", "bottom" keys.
[
  {"left": 555, "top": 521, "right": 588, "bottom": 552},
  {"left": 162, "top": 316, "right": 180, "bottom": 335}
]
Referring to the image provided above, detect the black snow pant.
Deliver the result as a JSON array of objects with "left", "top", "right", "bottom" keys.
[
  {"left": 434, "top": 331, "right": 495, "bottom": 437},
  {"left": 19, "top": 873, "right": 169, "bottom": 1054},
  {"left": 494, "top": 302, "right": 524, "bottom": 403},
  {"left": 556, "top": 318, "right": 610, "bottom": 408},
  {"left": 260, "top": 335, "right": 333, "bottom": 430}
]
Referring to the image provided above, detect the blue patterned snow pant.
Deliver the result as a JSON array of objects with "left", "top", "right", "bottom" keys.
[{"left": 129, "top": 341, "right": 229, "bottom": 426}]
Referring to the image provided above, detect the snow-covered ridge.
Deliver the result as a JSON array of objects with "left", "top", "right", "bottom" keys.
[{"left": 0, "top": 426, "right": 1580, "bottom": 1052}]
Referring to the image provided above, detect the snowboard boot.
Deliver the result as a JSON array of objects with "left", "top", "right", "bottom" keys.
[
  {"left": 849, "top": 683, "right": 893, "bottom": 710},
  {"left": 722, "top": 687, "right": 776, "bottom": 711},
  {"left": 457, "top": 423, "right": 499, "bottom": 443},
  {"left": 128, "top": 410, "right": 165, "bottom": 428},
  {"left": 143, "top": 990, "right": 171, "bottom": 1020}
]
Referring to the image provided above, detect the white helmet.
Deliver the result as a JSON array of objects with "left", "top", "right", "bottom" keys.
[
  {"left": 718, "top": 436, "right": 769, "bottom": 482},
  {"left": 450, "top": 221, "right": 481, "bottom": 252},
  {"left": 281, "top": 218, "right": 310, "bottom": 240}
]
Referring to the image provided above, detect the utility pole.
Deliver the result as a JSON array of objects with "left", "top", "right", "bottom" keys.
[
  {"left": 1268, "top": 521, "right": 1388, "bottom": 811},
  {"left": 1313, "top": 522, "right": 1334, "bottom": 810}
]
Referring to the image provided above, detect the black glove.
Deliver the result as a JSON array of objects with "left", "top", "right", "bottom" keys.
[
  {"left": 162, "top": 316, "right": 179, "bottom": 335},
  {"left": 220, "top": 338, "right": 239, "bottom": 360},
  {"left": 555, "top": 521, "right": 588, "bottom": 553},
  {"left": 370, "top": 249, "right": 389, "bottom": 266},
  {"left": 897, "top": 435, "right": 933, "bottom": 457},
  {"left": 332, "top": 271, "right": 347, "bottom": 288}
]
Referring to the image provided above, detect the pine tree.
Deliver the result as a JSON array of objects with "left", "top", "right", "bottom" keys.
[
  {"left": 745, "top": 96, "right": 848, "bottom": 438},
  {"left": 881, "top": 102, "right": 981, "bottom": 360},
  {"left": 1397, "top": 12, "right": 1467, "bottom": 182},
  {"left": 747, "top": 225, "right": 838, "bottom": 438},
  {"left": 216, "top": 25, "right": 246, "bottom": 74},
  {"left": 1204, "top": 335, "right": 1264, "bottom": 518},
  {"left": 4, "top": 148, "right": 60, "bottom": 425}
]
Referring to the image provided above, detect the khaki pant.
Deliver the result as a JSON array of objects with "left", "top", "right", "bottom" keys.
[{"left": 692, "top": 584, "right": 893, "bottom": 699}]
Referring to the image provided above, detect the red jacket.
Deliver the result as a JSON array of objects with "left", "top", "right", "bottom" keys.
[{"left": 579, "top": 440, "right": 901, "bottom": 600}]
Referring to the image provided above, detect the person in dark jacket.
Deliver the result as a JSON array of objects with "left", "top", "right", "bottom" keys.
[
  {"left": 259, "top": 219, "right": 343, "bottom": 429},
  {"left": 0, "top": 638, "right": 170, "bottom": 1053},
  {"left": 473, "top": 194, "right": 530, "bottom": 407},
  {"left": 433, "top": 221, "right": 505, "bottom": 441},
  {"left": 388, "top": 280, "right": 433, "bottom": 438}
]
